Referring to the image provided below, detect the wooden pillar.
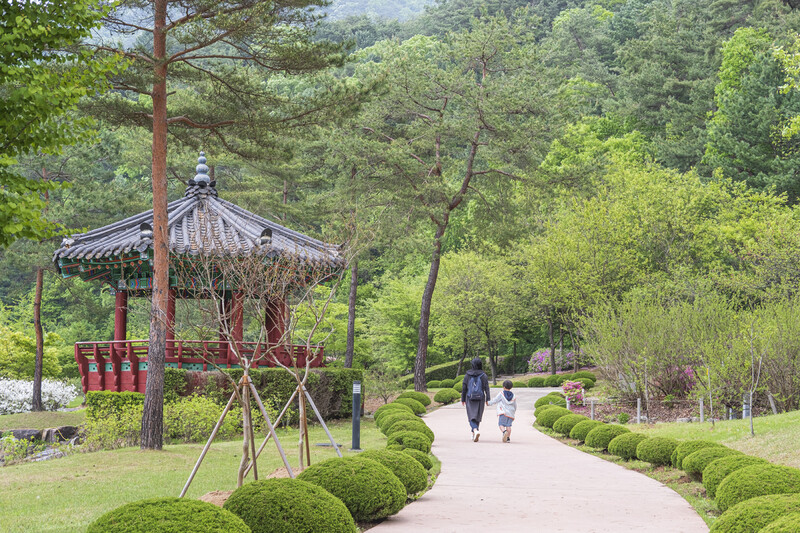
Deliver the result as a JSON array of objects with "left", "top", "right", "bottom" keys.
[
  {"left": 232, "top": 291, "right": 244, "bottom": 343},
  {"left": 114, "top": 290, "right": 128, "bottom": 342},
  {"left": 219, "top": 295, "right": 230, "bottom": 362},
  {"left": 265, "top": 298, "right": 285, "bottom": 346},
  {"left": 166, "top": 289, "right": 176, "bottom": 359}
]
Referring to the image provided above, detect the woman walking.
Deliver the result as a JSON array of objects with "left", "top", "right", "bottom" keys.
[{"left": 461, "top": 357, "right": 490, "bottom": 442}]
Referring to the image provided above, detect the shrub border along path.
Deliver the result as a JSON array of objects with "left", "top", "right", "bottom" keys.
[{"left": 370, "top": 388, "right": 708, "bottom": 532}]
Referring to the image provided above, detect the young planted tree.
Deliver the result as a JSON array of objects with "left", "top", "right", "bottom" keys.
[{"left": 91, "top": 0, "right": 348, "bottom": 449}]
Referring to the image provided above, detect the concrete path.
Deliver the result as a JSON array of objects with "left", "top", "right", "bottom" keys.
[{"left": 371, "top": 387, "right": 708, "bottom": 533}]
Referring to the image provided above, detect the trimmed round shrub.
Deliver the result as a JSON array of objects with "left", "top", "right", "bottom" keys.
[
  {"left": 433, "top": 388, "right": 460, "bottom": 405},
  {"left": 406, "top": 383, "right": 415, "bottom": 389},
  {"left": 585, "top": 424, "right": 631, "bottom": 451},
  {"left": 402, "top": 448, "right": 433, "bottom": 471},
  {"left": 87, "top": 497, "right": 250, "bottom": 533},
  {"left": 387, "top": 430, "right": 432, "bottom": 453},
  {"left": 453, "top": 381, "right": 463, "bottom": 393},
  {"left": 672, "top": 440, "right": 724, "bottom": 469},
  {"left": 378, "top": 411, "right": 418, "bottom": 434},
  {"left": 455, "top": 374, "right": 466, "bottom": 383},
  {"left": 536, "top": 406, "right": 571, "bottom": 428},
  {"left": 560, "top": 373, "right": 574, "bottom": 381},
  {"left": 298, "top": 457, "right": 405, "bottom": 522},
  {"left": 575, "top": 377, "right": 595, "bottom": 390},
  {"left": 761, "top": 512, "right": 800, "bottom": 532},
  {"left": 358, "top": 450, "right": 427, "bottom": 496},
  {"left": 426, "top": 380, "right": 442, "bottom": 388},
  {"left": 374, "top": 403, "right": 413, "bottom": 423},
  {"left": 608, "top": 432, "right": 649, "bottom": 461},
  {"left": 223, "top": 479, "right": 355, "bottom": 533},
  {"left": 398, "top": 391, "right": 431, "bottom": 407},
  {"left": 393, "top": 398, "right": 426, "bottom": 415},
  {"left": 534, "top": 404, "right": 559, "bottom": 419},
  {"left": 572, "top": 370, "right": 597, "bottom": 381},
  {"left": 636, "top": 437, "right": 679, "bottom": 466},
  {"left": 528, "top": 377, "right": 546, "bottom": 387},
  {"left": 440, "top": 379, "right": 455, "bottom": 388},
  {"left": 543, "top": 375, "right": 563, "bottom": 387},
  {"left": 716, "top": 464, "right": 800, "bottom": 512},
  {"left": 682, "top": 447, "right": 742, "bottom": 478},
  {"left": 552, "top": 414, "right": 589, "bottom": 436},
  {"left": 512, "top": 381, "right": 527, "bottom": 388},
  {"left": 703, "top": 455, "right": 769, "bottom": 499},
  {"left": 569, "top": 420, "right": 603, "bottom": 442},
  {"left": 534, "top": 394, "right": 567, "bottom": 408},
  {"left": 385, "top": 419, "right": 434, "bottom": 443},
  {"left": 710, "top": 493, "right": 800, "bottom": 533}
]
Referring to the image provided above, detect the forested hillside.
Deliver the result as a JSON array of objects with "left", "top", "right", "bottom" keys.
[{"left": 3, "top": 0, "right": 800, "bottom": 410}]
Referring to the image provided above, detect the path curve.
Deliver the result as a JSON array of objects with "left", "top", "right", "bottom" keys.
[{"left": 370, "top": 387, "right": 708, "bottom": 533}]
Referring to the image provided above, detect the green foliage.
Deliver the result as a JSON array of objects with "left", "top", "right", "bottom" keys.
[
  {"left": 704, "top": 455, "right": 769, "bottom": 499},
  {"left": 584, "top": 424, "right": 631, "bottom": 451},
  {"left": 439, "top": 379, "right": 455, "bottom": 389},
  {"left": 716, "top": 464, "right": 800, "bottom": 512},
  {"left": 359, "top": 450, "right": 427, "bottom": 495},
  {"left": 163, "top": 395, "right": 245, "bottom": 444},
  {"left": 682, "top": 447, "right": 743, "bottom": 478},
  {"left": 374, "top": 403, "right": 414, "bottom": 424},
  {"left": 402, "top": 449, "right": 433, "bottom": 471},
  {"left": 572, "top": 371, "right": 597, "bottom": 381},
  {"left": 552, "top": 414, "right": 589, "bottom": 436},
  {"left": 569, "top": 420, "right": 604, "bottom": 442},
  {"left": 710, "top": 493, "right": 800, "bottom": 533},
  {"left": 377, "top": 412, "right": 419, "bottom": 434},
  {"left": 0, "top": 326, "right": 62, "bottom": 379},
  {"left": 223, "top": 479, "right": 355, "bottom": 533},
  {"left": 673, "top": 441, "right": 724, "bottom": 469},
  {"left": 454, "top": 381, "right": 463, "bottom": 393},
  {"left": 386, "top": 430, "right": 432, "bottom": 453},
  {"left": 534, "top": 394, "right": 567, "bottom": 408},
  {"left": 543, "top": 375, "right": 565, "bottom": 387},
  {"left": 433, "top": 388, "right": 460, "bottom": 405},
  {"left": 760, "top": 512, "right": 800, "bottom": 532},
  {"left": 0, "top": 0, "right": 123, "bottom": 247},
  {"left": 393, "top": 397, "right": 426, "bottom": 415},
  {"left": 511, "top": 381, "right": 527, "bottom": 388},
  {"left": 635, "top": 437, "right": 680, "bottom": 466},
  {"left": 607, "top": 432, "right": 648, "bottom": 461},
  {"left": 163, "top": 367, "right": 188, "bottom": 404},
  {"left": 427, "top": 380, "right": 442, "bottom": 388},
  {"left": 575, "top": 378, "right": 595, "bottom": 390},
  {"left": 534, "top": 404, "right": 559, "bottom": 419},
  {"left": 384, "top": 419, "right": 434, "bottom": 443},
  {"left": 85, "top": 391, "right": 144, "bottom": 421},
  {"left": 535, "top": 406, "right": 571, "bottom": 428},
  {"left": 399, "top": 359, "right": 483, "bottom": 388},
  {"left": 398, "top": 391, "right": 431, "bottom": 407},
  {"left": 617, "top": 413, "right": 630, "bottom": 424},
  {"left": 297, "top": 457, "right": 406, "bottom": 522},
  {"left": 528, "top": 377, "right": 546, "bottom": 387},
  {"left": 87, "top": 497, "right": 249, "bottom": 533}
]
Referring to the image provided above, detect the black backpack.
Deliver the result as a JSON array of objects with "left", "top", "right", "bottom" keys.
[{"left": 467, "top": 374, "right": 483, "bottom": 401}]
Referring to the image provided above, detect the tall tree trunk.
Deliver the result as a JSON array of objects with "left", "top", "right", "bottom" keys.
[
  {"left": 344, "top": 259, "right": 357, "bottom": 368},
  {"left": 414, "top": 222, "right": 447, "bottom": 391},
  {"left": 141, "top": 0, "right": 168, "bottom": 450},
  {"left": 32, "top": 267, "right": 44, "bottom": 412},
  {"left": 547, "top": 317, "right": 556, "bottom": 375},
  {"left": 456, "top": 336, "right": 469, "bottom": 375}
]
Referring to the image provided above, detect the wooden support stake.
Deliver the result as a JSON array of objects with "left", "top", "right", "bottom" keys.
[
  {"left": 303, "top": 385, "right": 343, "bottom": 458},
  {"left": 180, "top": 388, "right": 237, "bottom": 497},
  {"left": 244, "top": 387, "right": 298, "bottom": 478},
  {"left": 249, "top": 380, "right": 294, "bottom": 478}
]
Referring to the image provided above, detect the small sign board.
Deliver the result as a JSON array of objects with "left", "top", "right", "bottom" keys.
[{"left": 353, "top": 382, "right": 361, "bottom": 394}]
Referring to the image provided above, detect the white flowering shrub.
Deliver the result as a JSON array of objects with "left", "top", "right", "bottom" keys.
[{"left": 0, "top": 378, "right": 79, "bottom": 415}]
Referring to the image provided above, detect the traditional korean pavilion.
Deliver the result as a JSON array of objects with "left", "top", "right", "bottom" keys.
[{"left": 53, "top": 153, "right": 341, "bottom": 394}]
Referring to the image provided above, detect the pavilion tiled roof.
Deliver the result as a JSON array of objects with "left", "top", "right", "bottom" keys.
[{"left": 53, "top": 153, "right": 341, "bottom": 270}]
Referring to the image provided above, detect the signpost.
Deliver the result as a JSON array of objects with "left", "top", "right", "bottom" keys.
[{"left": 351, "top": 381, "right": 362, "bottom": 451}]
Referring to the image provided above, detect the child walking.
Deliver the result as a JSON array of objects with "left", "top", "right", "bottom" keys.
[{"left": 487, "top": 380, "right": 517, "bottom": 443}]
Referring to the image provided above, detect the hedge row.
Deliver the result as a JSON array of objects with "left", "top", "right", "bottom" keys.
[{"left": 398, "top": 358, "right": 486, "bottom": 387}]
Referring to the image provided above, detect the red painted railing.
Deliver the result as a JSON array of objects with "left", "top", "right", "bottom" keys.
[{"left": 74, "top": 339, "right": 324, "bottom": 394}]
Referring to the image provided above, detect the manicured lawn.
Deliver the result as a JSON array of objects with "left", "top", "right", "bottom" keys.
[
  {"left": 629, "top": 409, "right": 800, "bottom": 468},
  {"left": 0, "top": 410, "right": 86, "bottom": 431},
  {"left": 0, "top": 418, "right": 390, "bottom": 533}
]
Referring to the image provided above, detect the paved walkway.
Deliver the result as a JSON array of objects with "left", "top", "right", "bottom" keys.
[{"left": 371, "top": 387, "right": 708, "bottom": 533}]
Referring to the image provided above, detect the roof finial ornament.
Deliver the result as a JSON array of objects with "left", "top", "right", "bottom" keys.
[{"left": 194, "top": 152, "right": 210, "bottom": 184}]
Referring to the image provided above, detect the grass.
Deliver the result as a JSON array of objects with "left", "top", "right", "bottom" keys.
[
  {"left": 0, "top": 418, "right": 397, "bottom": 533},
  {"left": 628, "top": 409, "right": 800, "bottom": 468},
  {"left": 0, "top": 410, "right": 86, "bottom": 431}
]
